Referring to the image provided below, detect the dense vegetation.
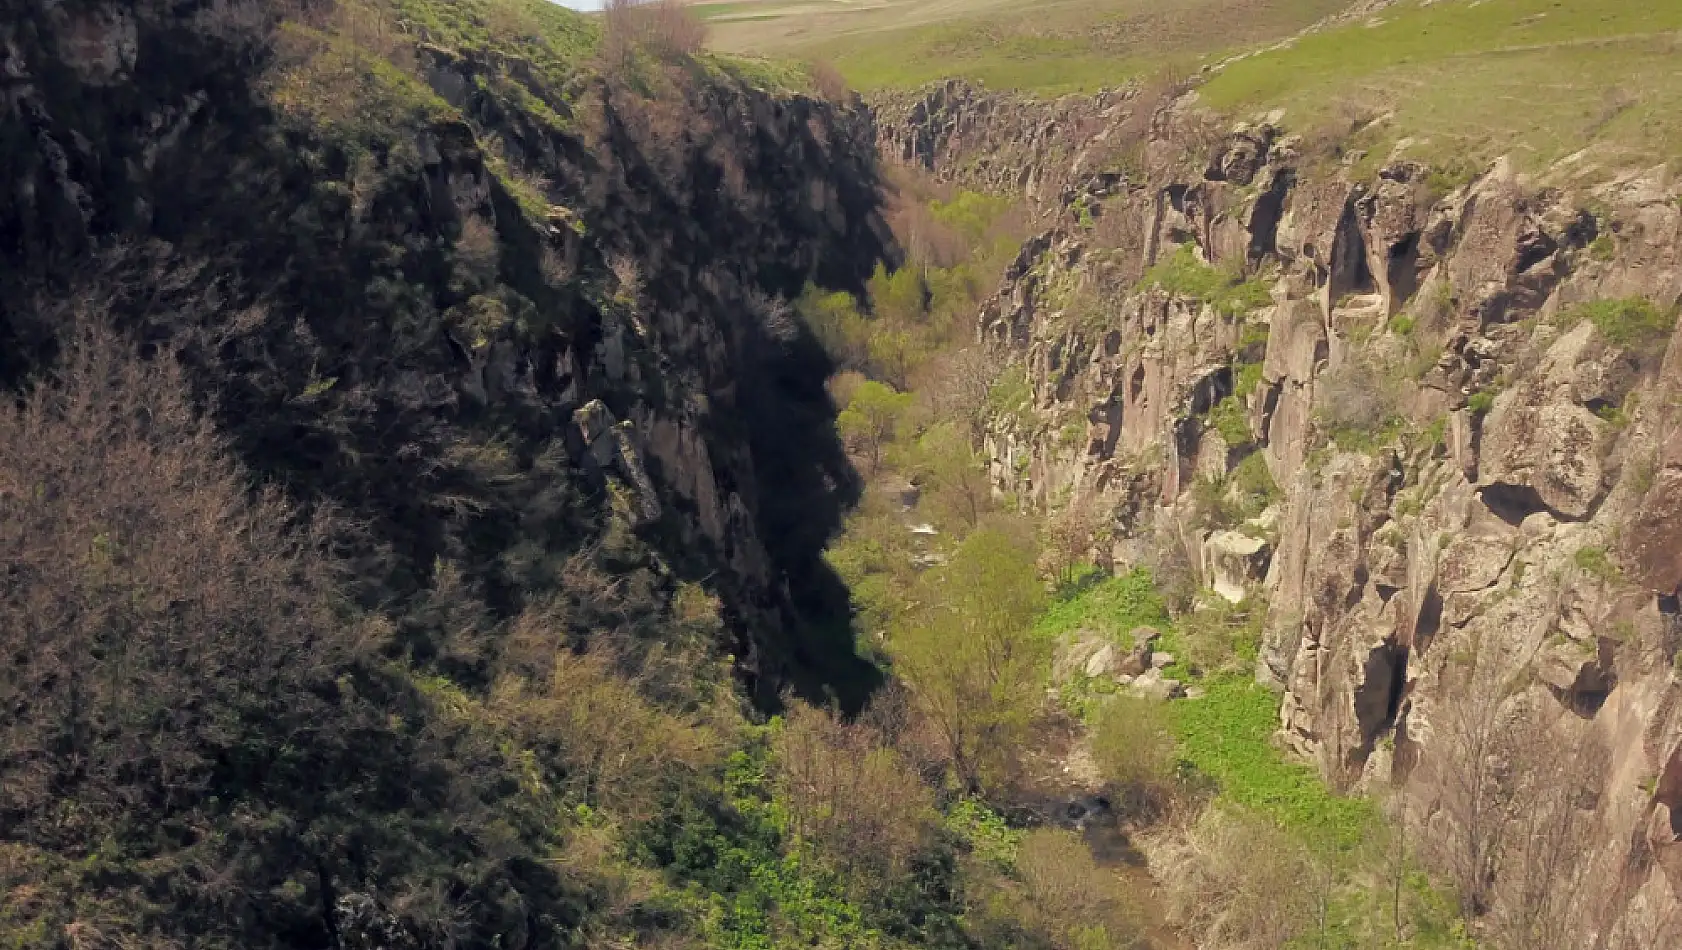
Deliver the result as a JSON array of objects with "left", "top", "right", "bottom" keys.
[{"left": 0, "top": 1, "right": 887, "bottom": 946}]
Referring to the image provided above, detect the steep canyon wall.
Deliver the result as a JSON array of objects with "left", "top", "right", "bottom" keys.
[{"left": 880, "top": 79, "right": 1682, "bottom": 942}]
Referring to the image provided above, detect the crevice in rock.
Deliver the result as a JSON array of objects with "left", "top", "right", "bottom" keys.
[
  {"left": 1548, "top": 639, "right": 1618, "bottom": 719},
  {"left": 1246, "top": 170, "right": 1291, "bottom": 268},
  {"left": 1328, "top": 201, "right": 1377, "bottom": 303},
  {"left": 1350, "top": 640, "right": 1408, "bottom": 768},
  {"left": 1478, "top": 482, "right": 1551, "bottom": 527},
  {"left": 1385, "top": 232, "right": 1421, "bottom": 312},
  {"left": 1514, "top": 226, "right": 1559, "bottom": 274},
  {"left": 1187, "top": 364, "right": 1233, "bottom": 417},
  {"left": 1584, "top": 396, "right": 1618, "bottom": 416},
  {"left": 1659, "top": 594, "right": 1682, "bottom": 670},
  {"left": 1656, "top": 745, "right": 1682, "bottom": 838},
  {"left": 1392, "top": 700, "right": 1421, "bottom": 784},
  {"left": 1165, "top": 183, "right": 1189, "bottom": 214},
  {"left": 1173, "top": 415, "right": 1201, "bottom": 495},
  {"left": 1256, "top": 378, "right": 1282, "bottom": 447},
  {"left": 1412, "top": 583, "right": 1443, "bottom": 656},
  {"left": 1096, "top": 399, "right": 1123, "bottom": 460}
]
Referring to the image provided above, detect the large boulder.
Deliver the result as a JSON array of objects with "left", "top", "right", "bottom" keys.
[
  {"left": 1205, "top": 530, "right": 1271, "bottom": 603},
  {"left": 1480, "top": 395, "right": 1607, "bottom": 521}
]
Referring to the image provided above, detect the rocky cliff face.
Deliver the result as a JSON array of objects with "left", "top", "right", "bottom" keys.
[
  {"left": 881, "top": 80, "right": 1682, "bottom": 940},
  {"left": 1, "top": 0, "right": 891, "bottom": 705}
]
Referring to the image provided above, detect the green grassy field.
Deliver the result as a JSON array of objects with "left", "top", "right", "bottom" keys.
[
  {"left": 1202, "top": 0, "right": 1682, "bottom": 171},
  {"left": 704, "top": 0, "right": 1349, "bottom": 95},
  {"left": 705, "top": 0, "right": 1682, "bottom": 170}
]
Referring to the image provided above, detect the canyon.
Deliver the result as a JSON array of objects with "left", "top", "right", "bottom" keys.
[{"left": 3, "top": 1, "right": 1680, "bottom": 947}]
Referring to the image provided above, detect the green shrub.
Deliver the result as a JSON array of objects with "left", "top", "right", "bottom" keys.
[
  {"left": 1171, "top": 677, "right": 1377, "bottom": 850},
  {"left": 944, "top": 798, "right": 1024, "bottom": 873},
  {"left": 1233, "top": 361, "right": 1266, "bottom": 399},
  {"left": 1090, "top": 693, "right": 1178, "bottom": 792},
  {"left": 1388, "top": 314, "right": 1416, "bottom": 336},
  {"left": 1466, "top": 389, "right": 1496, "bottom": 414},
  {"left": 1230, "top": 452, "right": 1281, "bottom": 510},
  {"left": 986, "top": 368, "right": 1034, "bottom": 425},
  {"left": 1034, "top": 568, "right": 1171, "bottom": 644},
  {"left": 1561, "top": 296, "right": 1675, "bottom": 352},
  {"left": 1140, "top": 245, "right": 1271, "bottom": 317},
  {"left": 1207, "top": 395, "right": 1253, "bottom": 448},
  {"left": 1424, "top": 160, "right": 1478, "bottom": 199},
  {"left": 1422, "top": 415, "right": 1449, "bottom": 450},
  {"left": 1573, "top": 545, "right": 1621, "bottom": 583}
]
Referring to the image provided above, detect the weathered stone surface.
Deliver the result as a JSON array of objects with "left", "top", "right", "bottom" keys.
[
  {"left": 1480, "top": 396, "right": 1607, "bottom": 520},
  {"left": 1130, "top": 668, "right": 1186, "bottom": 701},
  {"left": 1084, "top": 643, "right": 1121, "bottom": 678},
  {"left": 1205, "top": 530, "right": 1271, "bottom": 603},
  {"left": 1437, "top": 535, "right": 1514, "bottom": 594},
  {"left": 890, "top": 78, "right": 1682, "bottom": 924}
]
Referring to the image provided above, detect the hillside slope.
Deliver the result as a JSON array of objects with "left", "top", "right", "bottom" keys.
[
  {"left": 1, "top": 1, "right": 893, "bottom": 944},
  {"left": 705, "top": 0, "right": 1351, "bottom": 94}
]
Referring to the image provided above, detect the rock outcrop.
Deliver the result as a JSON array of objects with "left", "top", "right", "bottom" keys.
[
  {"left": 0, "top": 0, "right": 893, "bottom": 706},
  {"left": 888, "top": 78, "right": 1682, "bottom": 939}
]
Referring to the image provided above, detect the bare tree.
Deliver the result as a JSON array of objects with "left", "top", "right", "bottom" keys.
[
  {"left": 601, "top": 0, "right": 707, "bottom": 71},
  {"left": 1041, "top": 489, "right": 1112, "bottom": 590},
  {"left": 1487, "top": 728, "right": 1609, "bottom": 950},
  {"left": 0, "top": 304, "right": 357, "bottom": 826},
  {"left": 772, "top": 701, "right": 936, "bottom": 889},
  {"left": 1421, "top": 645, "right": 1525, "bottom": 918},
  {"left": 912, "top": 346, "right": 1004, "bottom": 442}
]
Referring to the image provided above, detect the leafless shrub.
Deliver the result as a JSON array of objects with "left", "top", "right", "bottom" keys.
[
  {"left": 0, "top": 301, "right": 361, "bottom": 828},
  {"left": 884, "top": 185, "right": 970, "bottom": 268},
  {"left": 1041, "top": 491, "right": 1113, "bottom": 589},
  {"left": 706, "top": 136, "right": 749, "bottom": 200},
  {"left": 1412, "top": 638, "right": 1612, "bottom": 944},
  {"left": 539, "top": 242, "right": 575, "bottom": 286},
  {"left": 1016, "top": 827, "right": 1148, "bottom": 949},
  {"left": 481, "top": 0, "right": 546, "bottom": 41},
  {"left": 264, "top": 0, "right": 423, "bottom": 131},
  {"left": 191, "top": 0, "right": 273, "bottom": 43},
  {"left": 596, "top": 81, "right": 705, "bottom": 184},
  {"left": 1092, "top": 195, "right": 1148, "bottom": 282},
  {"left": 1316, "top": 354, "right": 1404, "bottom": 437},
  {"left": 455, "top": 213, "right": 501, "bottom": 283},
  {"left": 910, "top": 346, "right": 1003, "bottom": 440},
  {"left": 602, "top": 0, "right": 707, "bottom": 69},
  {"left": 1604, "top": 887, "right": 1682, "bottom": 950},
  {"left": 1094, "top": 66, "right": 1191, "bottom": 180},
  {"left": 773, "top": 701, "right": 937, "bottom": 889},
  {"left": 1297, "top": 96, "right": 1386, "bottom": 169},
  {"left": 1419, "top": 648, "right": 1525, "bottom": 918},
  {"left": 1156, "top": 806, "right": 1322, "bottom": 950},
  {"left": 809, "top": 59, "right": 851, "bottom": 103},
  {"left": 1144, "top": 522, "right": 1201, "bottom": 614},
  {"left": 1485, "top": 727, "right": 1608, "bottom": 950},
  {"left": 746, "top": 287, "right": 799, "bottom": 346},
  {"left": 489, "top": 628, "right": 721, "bottom": 824},
  {"left": 1089, "top": 692, "right": 1177, "bottom": 818},
  {"left": 607, "top": 251, "right": 644, "bottom": 307}
]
